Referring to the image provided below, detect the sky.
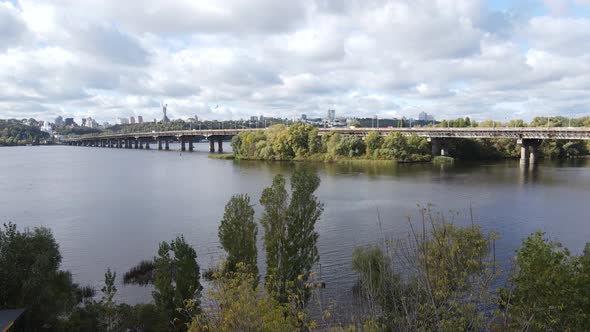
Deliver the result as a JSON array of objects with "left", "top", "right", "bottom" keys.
[{"left": 1, "top": 0, "right": 590, "bottom": 123}]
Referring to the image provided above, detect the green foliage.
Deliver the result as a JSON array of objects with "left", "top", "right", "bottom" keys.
[
  {"left": 0, "top": 119, "right": 50, "bottom": 145},
  {"left": 231, "top": 124, "right": 431, "bottom": 162},
  {"left": 0, "top": 223, "right": 84, "bottom": 328},
  {"left": 123, "top": 260, "right": 155, "bottom": 286},
  {"left": 189, "top": 263, "right": 300, "bottom": 332},
  {"left": 218, "top": 194, "right": 258, "bottom": 276},
  {"left": 260, "top": 169, "right": 324, "bottom": 303},
  {"left": 499, "top": 232, "right": 590, "bottom": 331},
  {"left": 153, "top": 236, "right": 202, "bottom": 330},
  {"left": 364, "top": 131, "right": 382, "bottom": 156},
  {"left": 60, "top": 269, "right": 164, "bottom": 332},
  {"left": 373, "top": 133, "right": 431, "bottom": 162},
  {"left": 352, "top": 209, "right": 498, "bottom": 330}
]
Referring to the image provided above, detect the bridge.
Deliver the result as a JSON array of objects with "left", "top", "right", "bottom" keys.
[{"left": 63, "top": 127, "right": 590, "bottom": 164}]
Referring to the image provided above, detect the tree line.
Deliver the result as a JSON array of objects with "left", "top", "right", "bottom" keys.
[
  {"left": 231, "top": 123, "right": 589, "bottom": 162},
  {"left": 1, "top": 169, "right": 589, "bottom": 331},
  {"left": 0, "top": 119, "right": 50, "bottom": 146}
]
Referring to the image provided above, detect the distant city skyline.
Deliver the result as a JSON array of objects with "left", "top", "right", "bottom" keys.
[{"left": 1, "top": 1, "right": 590, "bottom": 123}]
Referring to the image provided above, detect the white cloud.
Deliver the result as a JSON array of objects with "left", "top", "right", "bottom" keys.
[{"left": 0, "top": 0, "right": 589, "bottom": 122}]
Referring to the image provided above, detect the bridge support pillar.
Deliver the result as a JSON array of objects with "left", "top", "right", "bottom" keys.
[
  {"left": 145, "top": 141, "right": 150, "bottom": 149},
  {"left": 209, "top": 138, "right": 215, "bottom": 153},
  {"left": 181, "top": 137, "right": 186, "bottom": 151},
  {"left": 217, "top": 137, "right": 223, "bottom": 153},
  {"left": 189, "top": 139, "right": 194, "bottom": 152},
  {"left": 165, "top": 140, "right": 169, "bottom": 150},
  {"left": 518, "top": 139, "right": 542, "bottom": 164},
  {"left": 529, "top": 140, "right": 541, "bottom": 164},
  {"left": 117, "top": 139, "right": 121, "bottom": 148},
  {"left": 139, "top": 140, "right": 144, "bottom": 149},
  {"left": 134, "top": 139, "right": 139, "bottom": 149},
  {"left": 158, "top": 139, "right": 162, "bottom": 150},
  {"left": 520, "top": 143, "right": 529, "bottom": 165}
]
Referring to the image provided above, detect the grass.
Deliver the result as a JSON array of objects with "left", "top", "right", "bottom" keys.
[
  {"left": 432, "top": 155, "right": 455, "bottom": 165},
  {"left": 208, "top": 153, "right": 235, "bottom": 160}
]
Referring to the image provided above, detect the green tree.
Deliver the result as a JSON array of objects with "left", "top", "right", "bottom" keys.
[
  {"left": 218, "top": 194, "right": 258, "bottom": 276},
  {"left": 352, "top": 208, "right": 498, "bottom": 330},
  {"left": 0, "top": 223, "right": 84, "bottom": 328},
  {"left": 260, "top": 169, "right": 324, "bottom": 303},
  {"left": 499, "top": 232, "right": 590, "bottom": 331},
  {"left": 364, "top": 131, "right": 383, "bottom": 157},
  {"left": 190, "top": 263, "right": 299, "bottom": 332},
  {"left": 153, "top": 236, "right": 202, "bottom": 330}
]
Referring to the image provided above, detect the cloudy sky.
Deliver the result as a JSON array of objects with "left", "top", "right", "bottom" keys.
[{"left": 1, "top": 0, "right": 590, "bottom": 123}]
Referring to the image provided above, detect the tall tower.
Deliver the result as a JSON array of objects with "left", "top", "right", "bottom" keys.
[{"left": 161, "top": 102, "right": 170, "bottom": 123}]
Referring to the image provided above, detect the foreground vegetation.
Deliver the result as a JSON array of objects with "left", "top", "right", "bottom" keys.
[{"left": 2, "top": 169, "right": 590, "bottom": 331}]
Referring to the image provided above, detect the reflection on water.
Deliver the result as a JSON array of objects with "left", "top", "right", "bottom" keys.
[{"left": 0, "top": 146, "right": 589, "bottom": 308}]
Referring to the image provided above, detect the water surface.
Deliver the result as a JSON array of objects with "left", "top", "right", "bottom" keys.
[{"left": 1, "top": 145, "right": 589, "bottom": 306}]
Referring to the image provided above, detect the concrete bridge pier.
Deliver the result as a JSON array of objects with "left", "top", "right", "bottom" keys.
[
  {"left": 529, "top": 140, "right": 541, "bottom": 164},
  {"left": 518, "top": 139, "right": 542, "bottom": 164},
  {"left": 189, "top": 139, "right": 194, "bottom": 152},
  {"left": 180, "top": 137, "right": 186, "bottom": 151},
  {"left": 519, "top": 143, "right": 529, "bottom": 165},
  {"left": 209, "top": 138, "right": 215, "bottom": 153},
  {"left": 139, "top": 140, "right": 144, "bottom": 149},
  {"left": 158, "top": 139, "right": 162, "bottom": 150},
  {"left": 165, "top": 140, "right": 169, "bottom": 150},
  {"left": 145, "top": 140, "right": 150, "bottom": 149},
  {"left": 134, "top": 139, "right": 139, "bottom": 149},
  {"left": 217, "top": 137, "right": 223, "bottom": 153},
  {"left": 117, "top": 139, "right": 122, "bottom": 148}
]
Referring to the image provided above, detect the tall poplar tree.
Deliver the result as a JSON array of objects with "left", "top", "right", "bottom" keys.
[
  {"left": 218, "top": 194, "right": 258, "bottom": 276},
  {"left": 260, "top": 168, "right": 324, "bottom": 303}
]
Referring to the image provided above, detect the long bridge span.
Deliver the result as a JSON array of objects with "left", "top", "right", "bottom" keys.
[{"left": 63, "top": 127, "right": 590, "bottom": 164}]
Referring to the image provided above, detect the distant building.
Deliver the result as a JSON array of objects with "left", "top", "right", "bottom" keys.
[
  {"left": 259, "top": 115, "right": 264, "bottom": 121},
  {"left": 85, "top": 117, "right": 98, "bottom": 128},
  {"left": 54, "top": 116, "right": 64, "bottom": 127},
  {"left": 137, "top": 116, "right": 143, "bottom": 124},
  {"left": 118, "top": 117, "right": 129, "bottom": 125},
  {"left": 418, "top": 112, "right": 435, "bottom": 122},
  {"left": 41, "top": 121, "right": 53, "bottom": 135},
  {"left": 327, "top": 109, "right": 336, "bottom": 122},
  {"left": 103, "top": 122, "right": 111, "bottom": 128},
  {"left": 250, "top": 116, "right": 258, "bottom": 121},
  {"left": 301, "top": 114, "right": 307, "bottom": 120},
  {"left": 64, "top": 118, "right": 75, "bottom": 126},
  {"left": 129, "top": 116, "right": 136, "bottom": 124}
]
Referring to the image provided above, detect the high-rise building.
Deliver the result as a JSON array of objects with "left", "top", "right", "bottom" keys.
[
  {"left": 327, "top": 109, "right": 336, "bottom": 122},
  {"left": 301, "top": 114, "right": 307, "bottom": 120},
  {"left": 85, "top": 117, "right": 98, "bottom": 128},
  {"left": 418, "top": 111, "right": 428, "bottom": 121},
  {"left": 118, "top": 117, "right": 129, "bottom": 125},
  {"left": 129, "top": 116, "right": 136, "bottom": 124},
  {"left": 137, "top": 116, "right": 143, "bottom": 123},
  {"left": 54, "top": 116, "right": 64, "bottom": 127},
  {"left": 64, "top": 118, "right": 75, "bottom": 126}
]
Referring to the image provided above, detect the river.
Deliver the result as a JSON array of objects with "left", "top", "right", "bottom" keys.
[{"left": 1, "top": 144, "right": 589, "bottom": 308}]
